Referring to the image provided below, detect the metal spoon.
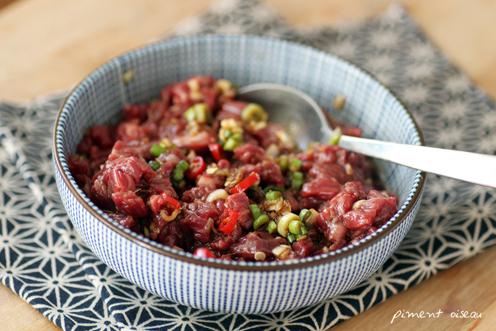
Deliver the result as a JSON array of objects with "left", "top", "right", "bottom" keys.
[{"left": 238, "top": 83, "right": 496, "bottom": 188}]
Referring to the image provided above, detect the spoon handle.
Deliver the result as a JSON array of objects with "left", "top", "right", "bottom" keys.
[{"left": 339, "top": 135, "right": 496, "bottom": 188}]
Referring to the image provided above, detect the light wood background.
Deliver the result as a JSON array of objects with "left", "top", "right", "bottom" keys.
[{"left": 1, "top": 1, "right": 496, "bottom": 330}]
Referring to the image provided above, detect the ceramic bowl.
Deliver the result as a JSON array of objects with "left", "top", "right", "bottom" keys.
[{"left": 53, "top": 35, "right": 425, "bottom": 314}]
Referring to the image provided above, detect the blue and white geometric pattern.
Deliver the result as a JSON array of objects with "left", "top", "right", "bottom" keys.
[{"left": 1, "top": 0, "right": 496, "bottom": 329}]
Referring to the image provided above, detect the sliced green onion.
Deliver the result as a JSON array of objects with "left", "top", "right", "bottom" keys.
[
  {"left": 195, "top": 103, "right": 209, "bottom": 123},
  {"left": 222, "top": 129, "right": 233, "bottom": 140},
  {"left": 304, "top": 208, "right": 319, "bottom": 226},
  {"left": 266, "top": 220, "right": 277, "bottom": 234},
  {"left": 277, "top": 155, "right": 289, "bottom": 172},
  {"left": 177, "top": 160, "right": 189, "bottom": 171},
  {"left": 241, "top": 103, "right": 268, "bottom": 123},
  {"left": 206, "top": 189, "right": 229, "bottom": 202},
  {"left": 329, "top": 127, "right": 342, "bottom": 146},
  {"left": 288, "top": 220, "right": 302, "bottom": 235},
  {"left": 222, "top": 131, "right": 243, "bottom": 151},
  {"left": 296, "top": 234, "right": 307, "bottom": 241},
  {"left": 287, "top": 233, "right": 296, "bottom": 243},
  {"left": 231, "top": 132, "right": 243, "bottom": 142},
  {"left": 289, "top": 158, "right": 302, "bottom": 172},
  {"left": 172, "top": 171, "right": 184, "bottom": 182},
  {"left": 263, "top": 185, "right": 284, "bottom": 193},
  {"left": 149, "top": 160, "right": 160, "bottom": 171},
  {"left": 300, "top": 223, "right": 308, "bottom": 235},
  {"left": 184, "top": 103, "right": 209, "bottom": 124},
  {"left": 150, "top": 143, "right": 167, "bottom": 157},
  {"left": 299, "top": 209, "right": 311, "bottom": 222},
  {"left": 184, "top": 107, "right": 196, "bottom": 122},
  {"left": 223, "top": 137, "right": 241, "bottom": 151},
  {"left": 277, "top": 212, "right": 300, "bottom": 237},
  {"left": 172, "top": 160, "right": 189, "bottom": 182},
  {"left": 216, "top": 79, "right": 232, "bottom": 93},
  {"left": 265, "top": 190, "right": 282, "bottom": 201},
  {"left": 249, "top": 204, "right": 262, "bottom": 219},
  {"left": 253, "top": 214, "right": 270, "bottom": 230},
  {"left": 291, "top": 171, "right": 304, "bottom": 190}
]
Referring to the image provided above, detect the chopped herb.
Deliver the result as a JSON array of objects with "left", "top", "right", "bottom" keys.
[
  {"left": 149, "top": 160, "right": 160, "bottom": 171},
  {"left": 253, "top": 214, "right": 270, "bottom": 230},
  {"left": 172, "top": 160, "right": 189, "bottom": 182},
  {"left": 265, "top": 190, "right": 282, "bottom": 201},
  {"left": 150, "top": 143, "right": 167, "bottom": 157},
  {"left": 291, "top": 171, "right": 304, "bottom": 190},
  {"left": 249, "top": 204, "right": 262, "bottom": 219},
  {"left": 329, "top": 127, "right": 342, "bottom": 146},
  {"left": 266, "top": 221, "right": 277, "bottom": 234},
  {"left": 289, "top": 158, "right": 302, "bottom": 172},
  {"left": 288, "top": 220, "right": 302, "bottom": 235}
]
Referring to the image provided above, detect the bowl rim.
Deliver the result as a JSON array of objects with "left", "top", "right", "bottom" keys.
[{"left": 53, "top": 34, "right": 426, "bottom": 271}]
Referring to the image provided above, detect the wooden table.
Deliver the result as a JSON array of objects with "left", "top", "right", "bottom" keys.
[{"left": 1, "top": 1, "right": 495, "bottom": 330}]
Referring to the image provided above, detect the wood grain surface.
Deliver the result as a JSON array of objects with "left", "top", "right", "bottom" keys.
[{"left": 1, "top": 1, "right": 495, "bottom": 330}]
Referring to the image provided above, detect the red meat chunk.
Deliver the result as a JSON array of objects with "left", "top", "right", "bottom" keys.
[
  {"left": 223, "top": 192, "right": 252, "bottom": 230},
  {"left": 301, "top": 177, "right": 341, "bottom": 200},
  {"left": 341, "top": 193, "right": 397, "bottom": 230},
  {"left": 292, "top": 237, "right": 316, "bottom": 258},
  {"left": 157, "top": 220, "right": 189, "bottom": 248},
  {"left": 231, "top": 231, "right": 286, "bottom": 260},
  {"left": 233, "top": 143, "right": 266, "bottom": 164},
  {"left": 68, "top": 76, "right": 398, "bottom": 261},
  {"left": 181, "top": 200, "right": 220, "bottom": 243},
  {"left": 112, "top": 191, "right": 147, "bottom": 218},
  {"left": 217, "top": 100, "right": 247, "bottom": 121},
  {"left": 173, "top": 130, "right": 216, "bottom": 151}
]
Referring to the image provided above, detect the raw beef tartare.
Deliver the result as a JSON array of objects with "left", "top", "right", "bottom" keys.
[{"left": 69, "top": 76, "right": 397, "bottom": 261}]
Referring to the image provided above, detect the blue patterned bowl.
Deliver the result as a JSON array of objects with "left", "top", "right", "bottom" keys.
[{"left": 53, "top": 35, "right": 425, "bottom": 314}]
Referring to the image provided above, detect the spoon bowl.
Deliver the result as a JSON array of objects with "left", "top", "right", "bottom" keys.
[
  {"left": 239, "top": 83, "right": 496, "bottom": 188},
  {"left": 239, "top": 83, "right": 331, "bottom": 148}
]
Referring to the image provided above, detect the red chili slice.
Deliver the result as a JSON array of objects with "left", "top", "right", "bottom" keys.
[
  {"left": 218, "top": 210, "right": 240, "bottom": 235},
  {"left": 163, "top": 194, "right": 181, "bottom": 210},
  {"left": 193, "top": 247, "right": 216, "bottom": 258},
  {"left": 187, "top": 156, "right": 207, "bottom": 180},
  {"left": 208, "top": 143, "right": 224, "bottom": 161},
  {"left": 230, "top": 172, "right": 260, "bottom": 194},
  {"left": 149, "top": 193, "right": 181, "bottom": 214}
]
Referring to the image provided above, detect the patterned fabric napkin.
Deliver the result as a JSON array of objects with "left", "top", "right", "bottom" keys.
[{"left": 1, "top": 0, "right": 495, "bottom": 330}]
